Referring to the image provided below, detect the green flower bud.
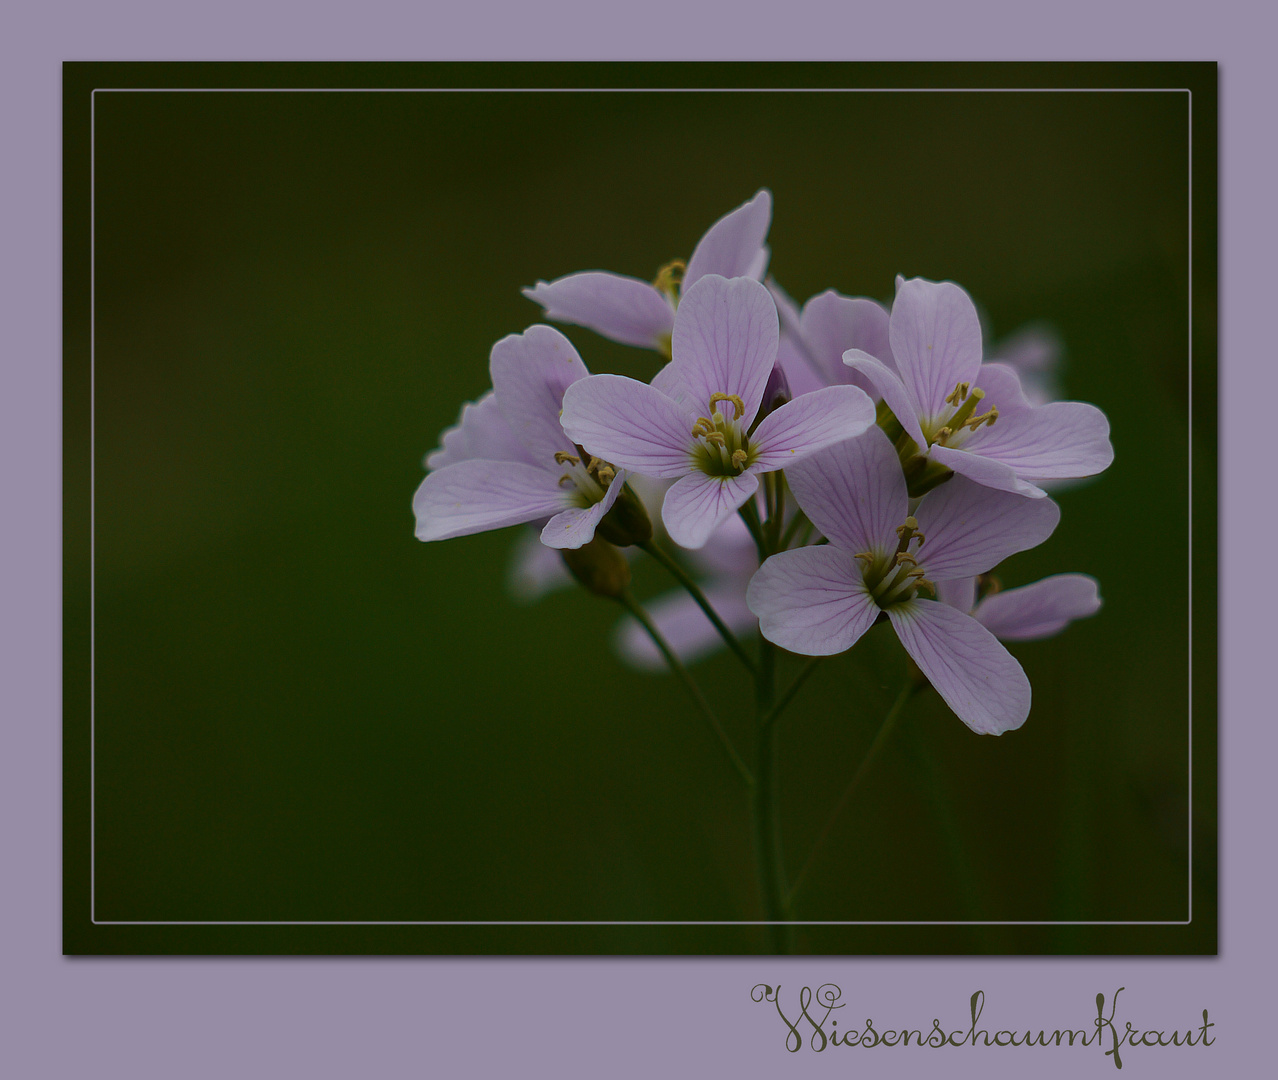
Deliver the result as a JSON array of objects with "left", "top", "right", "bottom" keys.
[{"left": 561, "top": 537, "right": 631, "bottom": 598}]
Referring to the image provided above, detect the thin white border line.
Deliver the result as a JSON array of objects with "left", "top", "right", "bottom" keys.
[{"left": 88, "top": 85, "right": 1199, "bottom": 930}]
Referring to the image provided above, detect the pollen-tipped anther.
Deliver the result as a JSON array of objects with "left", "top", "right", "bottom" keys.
[
  {"left": 730, "top": 449, "right": 748, "bottom": 471},
  {"left": 708, "top": 392, "right": 746, "bottom": 420},
  {"left": 945, "top": 382, "right": 971, "bottom": 406},
  {"left": 553, "top": 451, "right": 580, "bottom": 466}
]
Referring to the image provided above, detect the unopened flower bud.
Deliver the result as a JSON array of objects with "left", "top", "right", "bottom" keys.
[
  {"left": 561, "top": 537, "right": 631, "bottom": 598},
  {"left": 594, "top": 482, "right": 653, "bottom": 547}
]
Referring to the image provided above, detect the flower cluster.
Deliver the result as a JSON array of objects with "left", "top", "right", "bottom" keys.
[{"left": 413, "top": 190, "right": 1112, "bottom": 737}]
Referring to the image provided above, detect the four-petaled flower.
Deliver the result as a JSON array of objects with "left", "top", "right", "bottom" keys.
[
  {"left": 413, "top": 325, "right": 627, "bottom": 549},
  {"left": 844, "top": 276, "right": 1114, "bottom": 498},
  {"left": 560, "top": 274, "right": 877, "bottom": 549},
  {"left": 747, "top": 426, "right": 1061, "bottom": 734},
  {"left": 523, "top": 190, "right": 773, "bottom": 355}
]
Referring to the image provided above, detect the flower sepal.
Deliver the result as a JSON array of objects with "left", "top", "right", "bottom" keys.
[
  {"left": 561, "top": 537, "right": 632, "bottom": 599},
  {"left": 594, "top": 481, "right": 654, "bottom": 548}
]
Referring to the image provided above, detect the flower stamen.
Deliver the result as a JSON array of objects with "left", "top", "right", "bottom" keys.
[
  {"left": 553, "top": 451, "right": 580, "bottom": 466},
  {"left": 708, "top": 392, "right": 746, "bottom": 420}
]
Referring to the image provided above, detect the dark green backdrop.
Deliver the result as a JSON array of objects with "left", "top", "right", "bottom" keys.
[{"left": 64, "top": 63, "right": 1216, "bottom": 954}]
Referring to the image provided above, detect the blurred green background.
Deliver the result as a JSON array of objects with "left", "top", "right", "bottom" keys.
[{"left": 64, "top": 65, "right": 1216, "bottom": 954}]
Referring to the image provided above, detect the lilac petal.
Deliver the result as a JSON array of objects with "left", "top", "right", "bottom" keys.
[
  {"left": 971, "top": 361, "right": 1035, "bottom": 415},
  {"left": 889, "top": 277, "right": 984, "bottom": 424},
  {"left": 615, "top": 581, "right": 756, "bottom": 671},
  {"left": 935, "top": 576, "right": 977, "bottom": 614},
  {"left": 413, "top": 459, "right": 570, "bottom": 542},
  {"left": 800, "top": 290, "right": 894, "bottom": 389},
  {"left": 662, "top": 471, "right": 760, "bottom": 550},
  {"left": 784, "top": 426, "right": 906, "bottom": 554},
  {"left": 961, "top": 400, "right": 1115, "bottom": 481},
  {"left": 425, "top": 391, "right": 535, "bottom": 470},
  {"left": 974, "top": 574, "right": 1102, "bottom": 641},
  {"left": 521, "top": 272, "right": 675, "bottom": 350},
  {"left": 887, "top": 601, "right": 1031, "bottom": 735},
  {"left": 539, "top": 469, "right": 626, "bottom": 550},
  {"left": 843, "top": 350, "right": 929, "bottom": 449},
  {"left": 776, "top": 333, "right": 827, "bottom": 398},
  {"left": 490, "top": 324, "right": 589, "bottom": 464},
  {"left": 561, "top": 374, "right": 697, "bottom": 478},
  {"left": 669, "top": 274, "right": 778, "bottom": 423},
  {"left": 987, "top": 324, "right": 1062, "bottom": 375},
  {"left": 747, "top": 546, "right": 880, "bottom": 656},
  {"left": 928, "top": 443, "right": 1047, "bottom": 497},
  {"left": 684, "top": 189, "right": 773, "bottom": 289},
  {"left": 507, "top": 528, "right": 571, "bottom": 601},
  {"left": 750, "top": 385, "right": 876, "bottom": 471},
  {"left": 913, "top": 475, "right": 1061, "bottom": 580}
]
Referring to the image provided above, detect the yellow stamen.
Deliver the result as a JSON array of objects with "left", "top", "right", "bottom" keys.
[
  {"left": 708, "top": 392, "right": 746, "bottom": 420},
  {"left": 702, "top": 431, "right": 726, "bottom": 445},
  {"left": 945, "top": 382, "right": 971, "bottom": 406},
  {"left": 730, "top": 449, "right": 748, "bottom": 471},
  {"left": 595, "top": 465, "right": 615, "bottom": 484},
  {"left": 553, "top": 451, "right": 580, "bottom": 466},
  {"left": 652, "top": 258, "right": 686, "bottom": 295}
]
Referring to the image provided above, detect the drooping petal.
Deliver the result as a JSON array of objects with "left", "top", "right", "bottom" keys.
[
  {"left": 614, "top": 581, "right": 757, "bottom": 671},
  {"left": 928, "top": 443, "right": 1047, "bottom": 497},
  {"left": 425, "top": 391, "right": 535, "bottom": 470},
  {"left": 887, "top": 601, "right": 1031, "bottom": 735},
  {"left": 560, "top": 374, "right": 697, "bottom": 478},
  {"left": 912, "top": 476, "right": 1061, "bottom": 580},
  {"left": 843, "top": 350, "right": 928, "bottom": 449},
  {"left": 662, "top": 471, "right": 761, "bottom": 550},
  {"left": 413, "top": 459, "right": 571, "bottom": 542},
  {"left": 960, "top": 400, "right": 1115, "bottom": 481},
  {"left": 888, "top": 277, "right": 984, "bottom": 424},
  {"left": 783, "top": 425, "right": 907, "bottom": 554},
  {"left": 490, "top": 325, "right": 590, "bottom": 463},
  {"left": 684, "top": 189, "right": 773, "bottom": 289},
  {"left": 521, "top": 272, "right": 676, "bottom": 350},
  {"left": 800, "top": 290, "right": 894, "bottom": 390},
  {"left": 669, "top": 274, "right": 778, "bottom": 424},
  {"left": 748, "top": 546, "right": 880, "bottom": 656},
  {"left": 750, "top": 385, "right": 877, "bottom": 471},
  {"left": 539, "top": 469, "right": 626, "bottom": 550},
  {"left": 974, "top": 574, "right": 1102, "bottom": 641}
]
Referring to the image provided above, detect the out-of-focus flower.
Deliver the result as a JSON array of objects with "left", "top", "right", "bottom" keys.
[
  {"left": 936, "top": 573, "right": 1102, "bottom": 641},
  {"left": 561, "top": 274, "right": 875, "bottom": 549},
  {"left": 523, "top": 190, "right": 772, "bottom": 355},
  {"left": 844, "top": 277, "right": 1113, "bottom": 498},
  {"left": 413, "top": 325, "right": 627, "bottom": 549},
  {"left": 987, "top": 323, "right": 1064, "bottom": 407},
  {"left": 747, "top": 427, "right": 1060, "bottom": 734}
]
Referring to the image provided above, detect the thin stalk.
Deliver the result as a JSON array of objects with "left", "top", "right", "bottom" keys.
[
  {"left": 638, "top": 539, "right": 756, "bottom": 675},
  {"left": 617, "top": 590, "right": 754, "bottom": 788},
  {"left": 751, "top": 637, "right": 791, "bottom": 952},
  {"left": 788, "top": 680, "right": 915, "bottom": 905},
  {"left": 779, "top": 508, "right": 809, "bottom": 552},
  {"left": 738, "top": 499, "right": 769, "bottom": 563},
  {"left": 767, "top": 473, "right": 786, "bottom": 552}
]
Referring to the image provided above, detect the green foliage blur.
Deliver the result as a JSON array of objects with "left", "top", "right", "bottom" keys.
[{"left": 65, "top": 66, "right": 1215, "bottom": 954}]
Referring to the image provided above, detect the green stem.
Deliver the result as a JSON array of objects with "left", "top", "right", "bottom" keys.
[
  {"left": 768, "top": 473, "right": 786, "bottom": 551},
  {"left": 638, "top": 539, "right": 756, "bottom": 675},
  {"left": 617, "top": 590, "right": 754, "bottom": 788},
  {"left": 738, "top": 500, "right": 769, "bottom": 563},
  {"left": 779, "top": 508, "right": 809, "bottom": 552},
  {"left": 752, "top": 638, "right": 792, "bottom": 952},
  {"left": 788, "top": 679, "right": 915, "bottom": 905}
]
